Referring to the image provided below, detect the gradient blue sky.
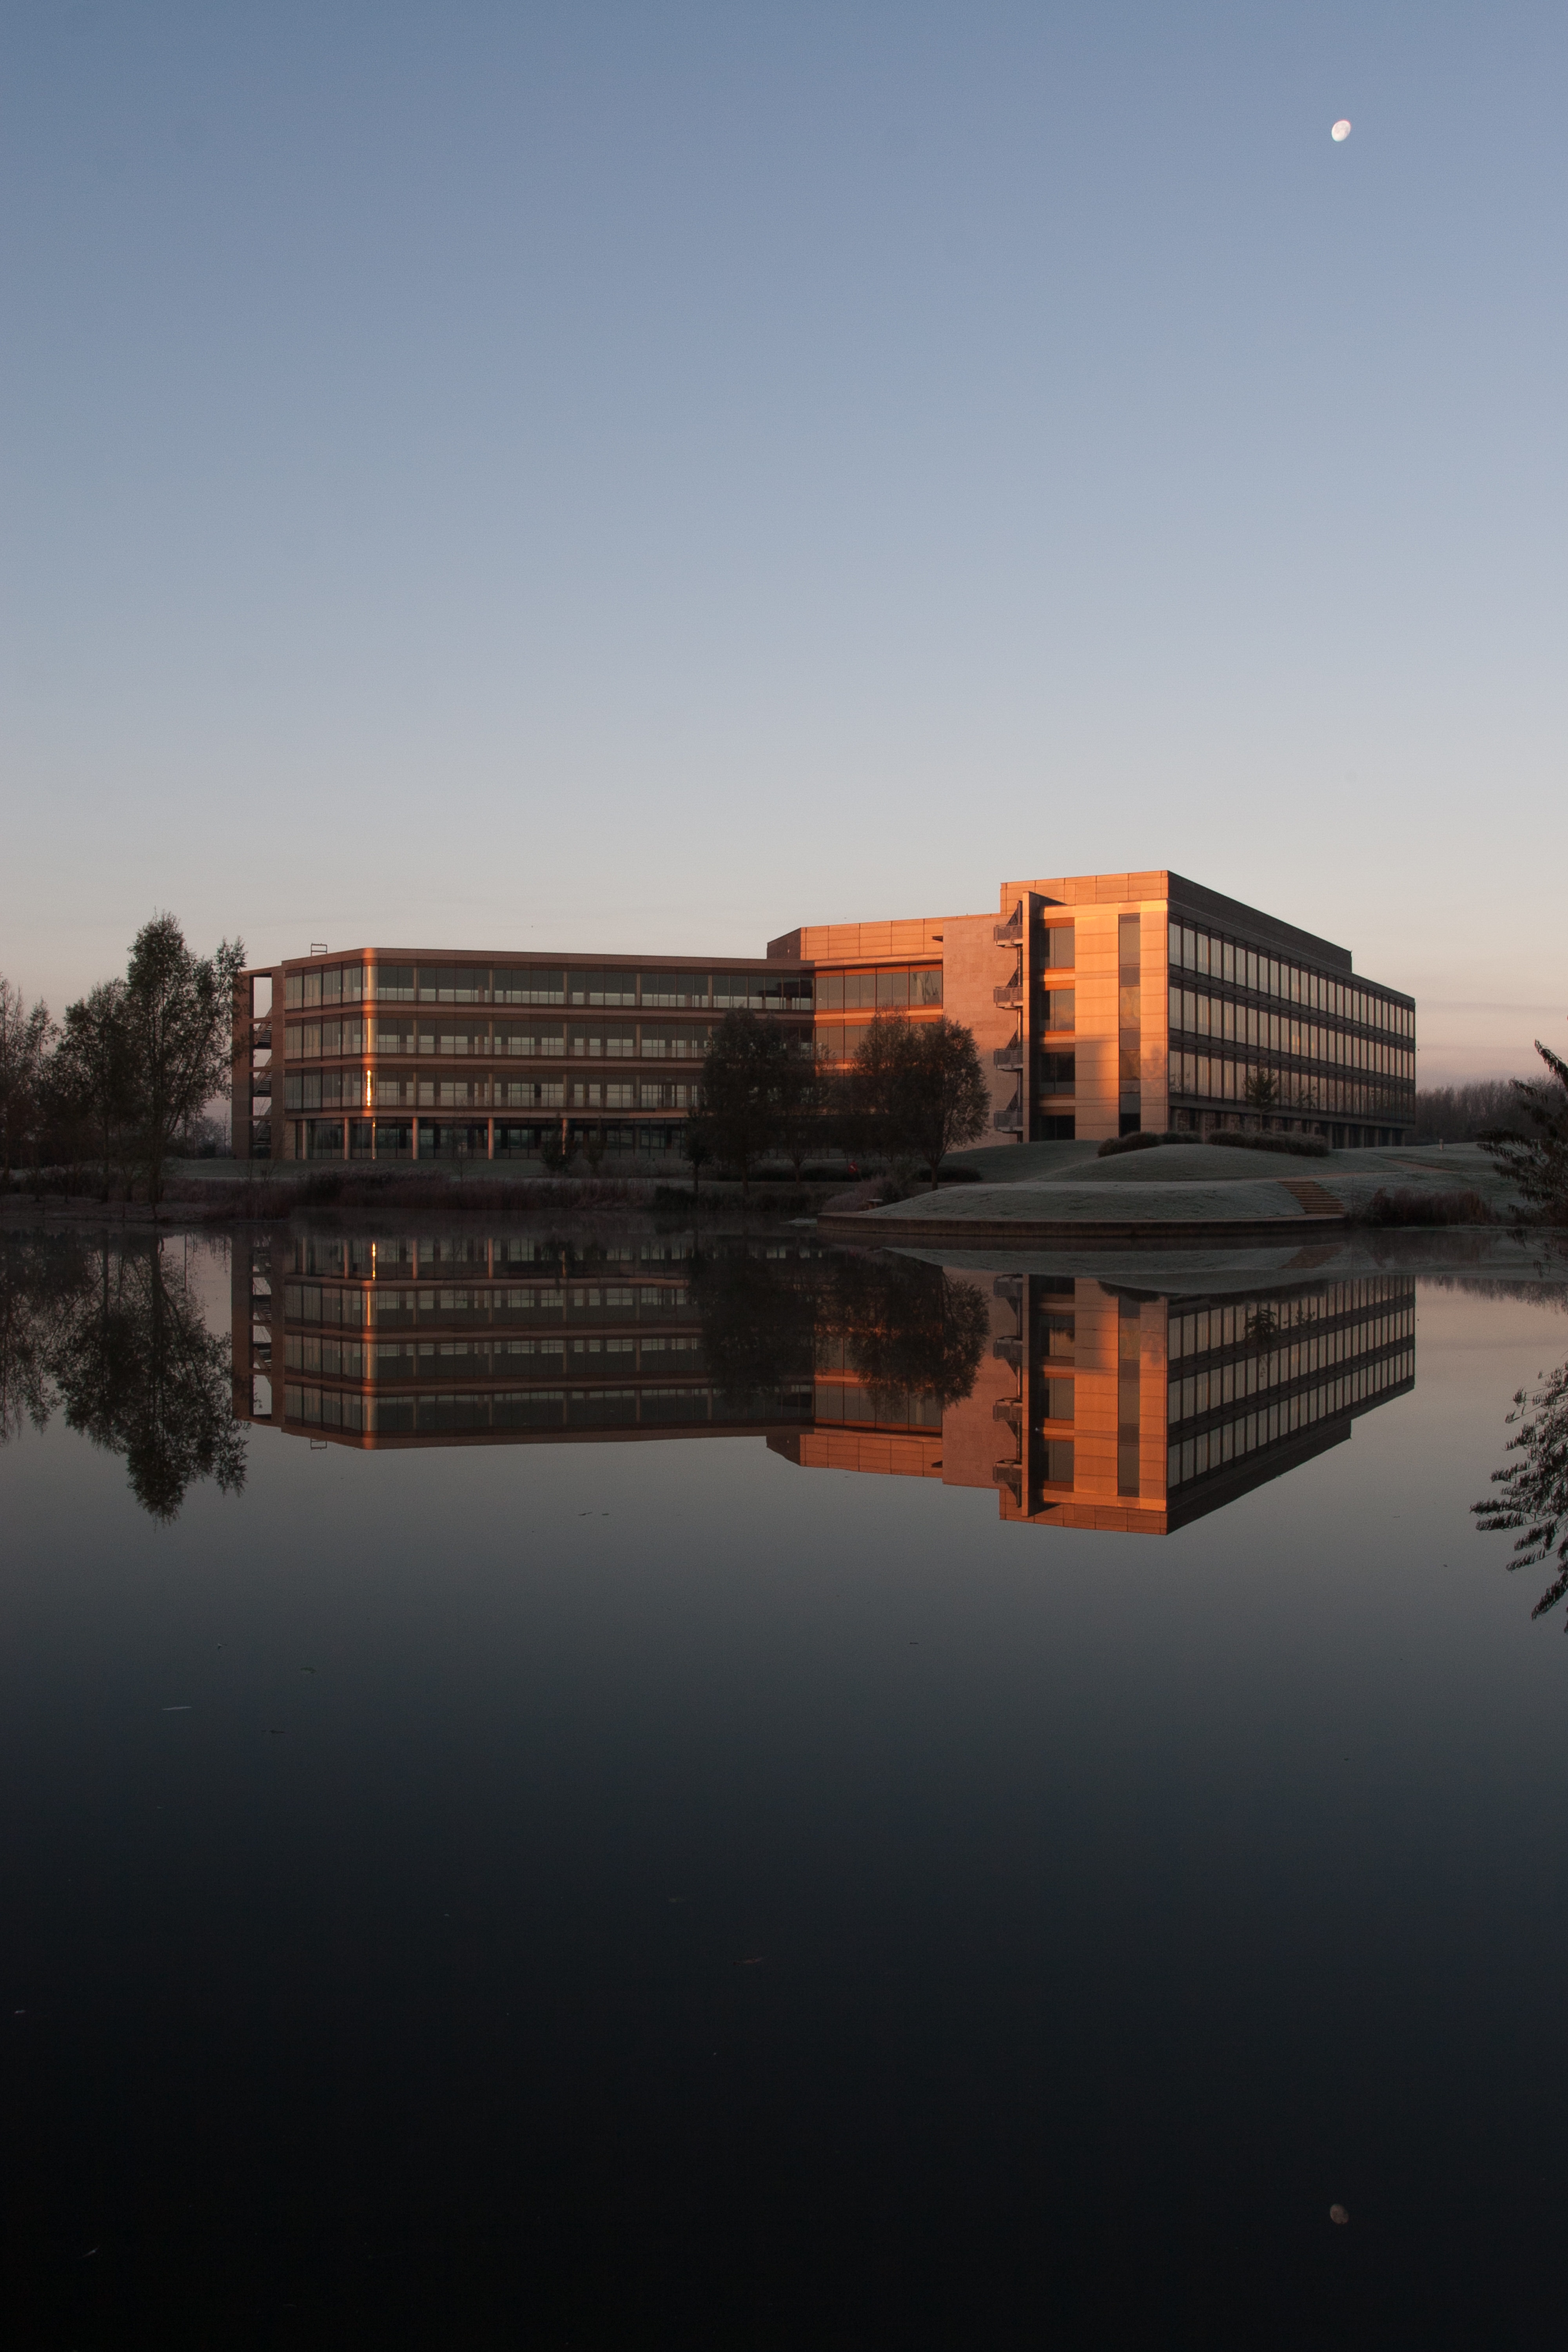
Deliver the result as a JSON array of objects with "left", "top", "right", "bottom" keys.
[{"left": 3, "top": 1, "right": 1564, "bottom": 1081}]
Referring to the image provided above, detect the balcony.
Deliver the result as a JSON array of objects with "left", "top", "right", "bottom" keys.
[
  {"left": 993, "top": 905, "right": 1024, "bottom": 945},
  {"left": 992, "top": 1397, "right": 1022, "bottom": 1430},
  {"left": 993, "top": 1043, "right": 1022, "bottom": 1071},
  {"left": 992, "top": 1462, "right": 1023, "bottom": 1504},
  {"left": 992, "top": 1335, "right": 1022, "bottom": 1368},
  {"left": 993, "top": 1105, "right": 1023, "bottom": 1133},
  {"left": 992, "top": 982, "right": 1023, "bottom": 1009}
]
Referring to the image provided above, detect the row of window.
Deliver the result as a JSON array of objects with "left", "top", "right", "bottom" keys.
[
  {"left": 1170, "top": 1052, "right": 1406, "bottom": 1115},
  {"left": 813, "top": 967, "right": 943, "bottom": 1011},
  {"left": 812, "top": 1383, "right": 943, "bottom": 1429},
  {"left": 285, "top": 1333, "right": 706, "bottom": 1379},
  {"left": 1167, "top": 1347, "right": 1414, "bottom": 1491},
  {"left": 284, "top": 1233, "right": 707, "bottom": 1276},
  {"left": 282, "top": 1383, "right": 790, "bottom": 1436},
  {"left": 1167, "top": 1278, "right": 1412, "bottom": 1363},
  {"left": 285, "top": 1073, "right": 702, "bottom": 1112},
  {"left": 1169, "top": 990, "right": 1415, "bottom": 1076},
  {"left": 285, "top": 1018, "right": 732, "bottom": 1060},
  {"left": 1168, "top": 924, "right": 1412, "bottom": 1034},
  {"left": 283, "top": 1281, "right": 693, "bottom": 1326},
  {"left": 291, "top": 1119, "right": 693, "bottom": 1161},
  {"left": 283, "top": 964, "right": 814, "bottom": 1011},
  {"left": 281, "top": 984, "right": 1415, "bottom": 1071},
  {"left": 1169, "top": 1309, "right": 1416, "bottom": 1426}
]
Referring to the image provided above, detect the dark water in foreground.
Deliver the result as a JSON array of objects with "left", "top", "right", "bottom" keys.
[{"left": 3, "top": 1221, "right": 1568, "bottom": 2349}]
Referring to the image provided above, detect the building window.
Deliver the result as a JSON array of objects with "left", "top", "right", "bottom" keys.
[
  {"left": 814, "top": 967, "right": 940, "bottom": 1011},
  {"left": 492, "top": 967, "right": 565, "bottom": 1006},
  {"left": 569, "top": 968, "right": 637, "bottom": 1008},
  {"left": 498, "top": 1080, "right": 564, "bottom": 1109},
  {"left": 640, "top": 1025, "right": 711, "bottom": 1059},
  {"left": 1041, "top": 1439, "right": 1074, "bottom": 1487},
  {"left": 570, "top": 1023, "right": 637, "bottom": 1058},
  {"left": 637, "top": 973, "right": 709, "bottom": 1009},
  {"left": 417, "top": 966, "right": 487, "bottom": 1003}
]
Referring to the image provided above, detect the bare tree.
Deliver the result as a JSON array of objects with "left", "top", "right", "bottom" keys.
[
  {"left": 1243, "top": 1068, "right": 1277, "bottom": 1126},
  {"left": 1415, "top": 1079, "right": 1520, "bottom": 1142},
  {"left": 121, "top": 916, "right": 247, "bottom": 1209},
  {"left": 0, "top": 978, "right": 54, "bottom": 1184}
]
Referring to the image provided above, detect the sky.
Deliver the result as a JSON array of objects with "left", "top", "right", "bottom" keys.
[{"left": 2, "top": 0, "right": 1564, "bottom": 1085}]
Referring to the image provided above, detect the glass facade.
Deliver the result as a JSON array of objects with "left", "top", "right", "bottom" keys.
[
  {"left": 241, "top": 877, "right": 1417, "bottom": 1163},
  {"left": 267, "top": 955, "right": 814, "bottom": 1164},
  {"left": 1166, "top": 915, "right": 1415, "bottom": 1142}
]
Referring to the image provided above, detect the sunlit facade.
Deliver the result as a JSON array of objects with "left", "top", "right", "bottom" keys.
[{"left": 234, "top": 870, "right": 1416, "bottom": 1162}]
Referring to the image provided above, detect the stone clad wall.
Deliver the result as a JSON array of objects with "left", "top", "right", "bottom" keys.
[{"left": 939, "top": 913, "right": 1018, "bottom": 1140}]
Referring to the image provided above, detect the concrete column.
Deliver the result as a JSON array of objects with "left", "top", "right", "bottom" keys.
[{"left": 1141, "top": 901, "right": 1170, "bottom": 1135}]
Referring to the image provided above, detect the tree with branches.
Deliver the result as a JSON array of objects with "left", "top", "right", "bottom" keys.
[
  {"left": 1479, "top": 1037, "right": 1568, "bottom": 1224},
  {"left": 697, "top": 1009, "right": 792, "bottom": 1197},
  {"left": 0, "top": 977, "right": 54, "bottom": 1185},
  {"left": 849, "top": 1013, "right": 989, "bottom": 1188},
  {"left": 56, "top": 980, "right": 136, "bottom": 1200},
  {"left": 120, "top": 917, "right": 247, "bottom": 1209},
  {"left": 1473, "top": 1357, "right": 1568, "bottom": 1623}
]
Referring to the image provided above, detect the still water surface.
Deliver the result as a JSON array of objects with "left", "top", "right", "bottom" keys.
[{"left": 3, "top": 1220, "right": 1567, "bottom": 2348}]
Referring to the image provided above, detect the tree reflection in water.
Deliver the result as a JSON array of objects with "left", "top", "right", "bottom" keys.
[
  {"left": 0, "top": 1232, "right": 245, "bottom": 1521},
  {"left": 1474, "top": 1360, "right": 1568, "bottom": 1621},
  {"left": 693, "top": 1245, "right": 987, "bottom": 1418}
]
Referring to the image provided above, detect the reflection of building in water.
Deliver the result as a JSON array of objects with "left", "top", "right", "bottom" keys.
[
  {"left": 775, "top": 1270, "right": 1414, "bottom": 1534},
  {"left": 981, "top": 1271, "right": 1412, "bottom": 1531},
  {"left": 236, "top": 1232, "right": 1413, "bottom": 1535},
  {"left": 236, "top": 1230, "right": 820, "bottom": 1443}
]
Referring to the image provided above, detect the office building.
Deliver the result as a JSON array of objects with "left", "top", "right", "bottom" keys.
[{"left": 235, "top": 869, "right": 1416, "bottom": 1163}]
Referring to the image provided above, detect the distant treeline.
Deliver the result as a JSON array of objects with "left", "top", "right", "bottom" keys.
[{"left": 1416, "top": 1078, "right": 1566, "bottom": 1142}]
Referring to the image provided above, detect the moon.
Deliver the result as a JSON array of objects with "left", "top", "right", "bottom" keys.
[{"left": 1331, "top": 119, "right": 1352, "bottom": 141}]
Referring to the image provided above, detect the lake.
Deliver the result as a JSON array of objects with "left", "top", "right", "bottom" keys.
[{"left": 3, "top": 1216, "right": 1566, "bottom": 2348}]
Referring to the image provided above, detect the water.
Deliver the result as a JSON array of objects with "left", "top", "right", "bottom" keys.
[{"left": 3, "top": 1219, "right": 1567, "bottom": 2348}]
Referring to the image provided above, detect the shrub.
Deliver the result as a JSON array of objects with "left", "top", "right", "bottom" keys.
[
  {"left": 1353, "top": 1187, "right": 1493, "bottom": 1227},
  {"left": 1097, "top": 1131, "right": 1162, "bottom": 1158},
  {"left": 1204, "top": 1130, "right": 1330, "bottom": 1160},
  {"left": 1478, "top": 1041, "right": 1568, "bottom": 1224}
]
